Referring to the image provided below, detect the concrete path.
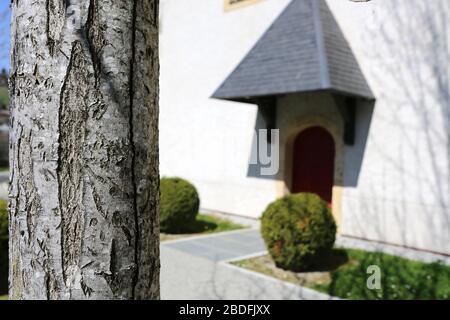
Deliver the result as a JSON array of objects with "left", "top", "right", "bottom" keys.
[
  {"left": 163, "top": 229, "right": 266, "bottom": 262},
  {"left": 0, "top": 172, "right": 8, "bottom": 200},
  {"left": 0, "top": 184, "right": 7, "bottom": 200},
  {"left": 0, "top": 172, "right": 8, "bottom": 184},
  {"left": 160, "top": 229, "right": 331, "bottom": 300}
]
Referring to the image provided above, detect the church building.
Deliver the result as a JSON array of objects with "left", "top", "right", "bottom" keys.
[{"left": 159, "top": 0, "right": 450, "bottom": 255}]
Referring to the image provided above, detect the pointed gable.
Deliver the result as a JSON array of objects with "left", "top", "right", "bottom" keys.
[{"left": 212, "top": 0, "right": 374, "bottom": 102}]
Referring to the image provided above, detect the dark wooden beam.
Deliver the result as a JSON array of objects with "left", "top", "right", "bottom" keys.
[
  {"left": 256, "top": 97, "right": 277, "bottom": 144},
  {"left": 334, "top": 95, "right": 357, "bottom": 145}
]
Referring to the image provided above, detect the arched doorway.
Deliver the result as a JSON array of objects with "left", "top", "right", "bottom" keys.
[{"left": 292, "top": 126, "right": 335, "bottom": 204}]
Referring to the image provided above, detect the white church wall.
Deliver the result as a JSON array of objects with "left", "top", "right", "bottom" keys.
[
  {"left": 159, "top": 0, "right": 291, "bottom": 218},
  {"left": 327, "top": 0, "right": 450, "bottom": 254}
]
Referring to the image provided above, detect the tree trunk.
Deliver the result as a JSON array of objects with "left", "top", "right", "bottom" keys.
[{"left": 8, "top": 0, "right": 160, "bottom": 300}]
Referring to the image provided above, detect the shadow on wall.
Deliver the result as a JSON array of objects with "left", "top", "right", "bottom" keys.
[
  {"left": 247, "top": 108, "right": 279, "bottom": 181},
  {"left": 342, "top": 99, "right": 374, "bottom": 188},
  {"left": 340, "top": 0, "right": 450, "bottom": 253},
  {"left": 246, "top": 97, "right": 375, "bottom": 190}
]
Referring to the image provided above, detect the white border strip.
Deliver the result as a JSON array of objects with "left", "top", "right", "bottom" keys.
[
  {"left": 223, "top": 250, "right": 268, "bottom": 263},
  {"left": 220, "top": 261, "right": 339, "bottom": 300},
  {"left": 161, "top": 228, "right": 259, "bottom": 245}
]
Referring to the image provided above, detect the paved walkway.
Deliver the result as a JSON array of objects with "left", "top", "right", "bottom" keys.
[
  {"left": 160, "top": 229, "right": 331, "bottom": 300},
  {"left": 0, "top": 172, "right": 8, "bottom": 200},
  {"left": 0, "top": 172, "right": 7, "bottom": 183},
  {"left": 0, "top": 184, "right": 7, "bottom": 200},
  {"left": 163, "top": 229, "right": 266, "bottom": 262}
]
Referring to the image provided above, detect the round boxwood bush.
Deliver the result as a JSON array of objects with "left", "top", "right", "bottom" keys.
[
  {"left": 261, "top": 193, "right": 336, "bottom": 271},
  {"left": 160, "top": 177, "right": 200, "bottom": 233}
]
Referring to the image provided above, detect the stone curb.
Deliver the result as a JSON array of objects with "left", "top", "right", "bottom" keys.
[{"left": 220, "top": 253, "right": 340, "bottom": 301}]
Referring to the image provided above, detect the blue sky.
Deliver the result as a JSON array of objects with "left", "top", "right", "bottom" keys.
[{"left": 0, "top": 1, "right": 10, "bottom": 71}]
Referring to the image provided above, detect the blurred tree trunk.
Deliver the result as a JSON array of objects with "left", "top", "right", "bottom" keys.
[{"left": 8, "top": 0, "right": 160, "bottom": 300}]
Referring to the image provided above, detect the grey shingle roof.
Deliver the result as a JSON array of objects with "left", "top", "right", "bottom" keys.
[{"left": 212, "top": 0, "right": 374, "bottom": 101}]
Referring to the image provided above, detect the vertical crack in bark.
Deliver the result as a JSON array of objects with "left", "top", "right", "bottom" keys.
[
  {"left": 45, "top": 272, "right": 51, "bottom": 300},
  {"left": 97, "top": 239, "right": 121, "bottom": 295},
  {"left": 24, "top": 130, "right": 42, "bottom": 246},
  {"left": 13, "top": 124, "right": 23, "bottom": 220},
  {"left": 45, "top": 0, "right": 53, "bottom": 54},
  {"left": 86, "top": 0, "right": 104, "bottom": 87},
  {"left": 152, "top": 0, "right": 159, "bottom": 28},
  {"left": 109, "top": 239, "right": 117, "bottom": 276},
  {"left": 57, "top": 41, "right": 88, "bottom": 286},
  {"left": 85, "top": 0, "right": 109, "bottom": 142},
  {"left": 45, "top": 0, "right": 66, "bottom": 56},
  {"left": 58, "top": 43, "right": 76, "bottom": 284},
  {"left": 129, "top": 0, "right": 140, "bottom": 300},
  {"left": 42, "top": 237, "right": 59, "bottom": 300}
]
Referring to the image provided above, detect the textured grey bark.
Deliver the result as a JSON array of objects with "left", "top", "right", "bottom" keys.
[{"left": 8, "top": 0, "right": 160, "bottom": 300}]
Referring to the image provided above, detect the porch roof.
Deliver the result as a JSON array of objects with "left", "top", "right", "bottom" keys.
[{"left": 212, "top": 0, "right": 374, "bottom": 102}]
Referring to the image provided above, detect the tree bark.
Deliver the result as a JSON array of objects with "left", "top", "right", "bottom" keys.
[{"left": 8, "top": 0, "right": 160, "bottom": 300}]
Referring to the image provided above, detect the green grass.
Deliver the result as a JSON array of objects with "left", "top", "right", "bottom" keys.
[
  {"left": 160, "top": 214, "right": 246, "bottom": 241},
  {"left": 232, "top": 248, "right": 450, "bottom": 300},
  {"left": 184, "top": 214, "right": 244, "bottom": 234},
  {"left": 0, "top": 295, "right": 7, "bottom": 300},
  {"left": 0, "top": 167, "right": 8, "bottom": 172},
  {"left": 0, "top": 87, "right": 8, "bottom": 108}
]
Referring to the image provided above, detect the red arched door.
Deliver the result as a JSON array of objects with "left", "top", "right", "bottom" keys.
[{"left": 292, "top": 126, "right": 335, "bottom": 204}]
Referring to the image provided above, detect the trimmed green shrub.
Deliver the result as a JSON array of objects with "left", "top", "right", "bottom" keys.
[
  {"left": 0, "top": 199, "right": 8, "bottom": 295},
  {"left": 323, "top": 249, "right": 450, "bottom": 300},
  {"left": 160, "top": 177, "right": 200, "bottom": 233},
  {"left": 261, "top": 193, "right": 336, "bottom": 271}
]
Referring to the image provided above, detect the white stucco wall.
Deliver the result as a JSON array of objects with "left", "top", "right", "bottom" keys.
[
  {"left": 160, "top": 0, "right": 291, "bottom": 218},
  {"left": 326, "top": 0, "right": 450, "bottom": 254},
  {"left": 159, "top": 0, "right": 450, "bottom": 254}
]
